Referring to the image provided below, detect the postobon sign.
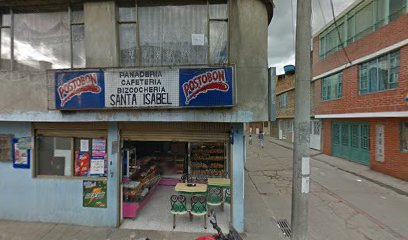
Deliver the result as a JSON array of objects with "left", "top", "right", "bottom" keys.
[{"left": 54, "top": 66, "right": 234, "bottom": 110}]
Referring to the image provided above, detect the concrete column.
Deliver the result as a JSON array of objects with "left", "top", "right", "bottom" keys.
[
  {"left": 107, "top": 122, "right": 120, "bottom": 226},
  {"left": 84, "top": 1, "right": 119, "bottom": 67},
  {"left": 232, "top": 123, "right": 245, "bottom": 232}
]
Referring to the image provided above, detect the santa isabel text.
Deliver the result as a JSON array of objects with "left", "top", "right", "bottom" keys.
[{"left": 109, "top": 71, "right": 172, "bottom": 106}]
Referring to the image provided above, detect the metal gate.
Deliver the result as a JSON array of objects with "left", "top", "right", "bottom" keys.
[
  {"left": 332, "top": 122, "right": 370, "bottom": 165},
  {"left": 310, "top": 120, "right": 321, "bottom": 150}
]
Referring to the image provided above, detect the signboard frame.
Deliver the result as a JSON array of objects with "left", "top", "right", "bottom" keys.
[{"left": 50, "top": 65, "right": 235, "bottom": 110}]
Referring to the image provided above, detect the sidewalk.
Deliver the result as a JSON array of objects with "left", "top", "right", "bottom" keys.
[
  {"left": 268, "top": 137, "right": 408, "bottom": 196},
  {"left": 0, "top": 220, "right": 203, "bottom": 240}
]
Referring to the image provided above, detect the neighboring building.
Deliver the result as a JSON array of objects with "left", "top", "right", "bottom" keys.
[
  {"left": 0, "top": 0, "right": 274, "bottom": 232},
  {"left": 275, "top": 69, "right": 295, "bottom": 143},
  {"left": 272, "top": 65, "right": 322, "bottom": 150},
  {"left": 313, "top": 0, "right": 408, "bottom": 180}
]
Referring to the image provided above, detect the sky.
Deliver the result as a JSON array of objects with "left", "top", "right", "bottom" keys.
[{"left": 268, "top": 0, "right": 357, "bottom": 74}]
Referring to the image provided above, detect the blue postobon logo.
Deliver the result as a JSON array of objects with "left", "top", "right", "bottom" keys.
[{"left": 182, "top": 69, "right": 229, "bottom": 104}]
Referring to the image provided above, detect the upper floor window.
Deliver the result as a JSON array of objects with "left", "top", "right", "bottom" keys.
[
  {"left": 118, "top": 5, "right": 137, "bottom": 67},
  {"left": 0, "top": 7, "right": 85, "bottom": 70},
  {"left": 119, "top": 0, "right": 228, "bottom": 67},
  {"left": 359, "top": 50, "right": 399, "bottom": 95},
  {"left": 319, "top": 0, "right": 407, "bottom": 60},
  {"left": 278, "top": 93, "right": 287, "bottom": 110},
  {"left": 321, "top": 72, "right": 342, "bottom": 101},
  {"left": 401, "top": 122, "right": 408, "bottom": 152}
]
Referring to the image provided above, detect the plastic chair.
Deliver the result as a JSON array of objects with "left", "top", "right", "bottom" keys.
[
  {"left": 170, "top": 195, "right": 188, "bottom": 229},
  {"left": 207, "top": 186, "right": 224, "bottom": 215},
  {"left": 190, "top": 195, "right": 208, "bottom": 229},
  {"left": 224, "top": 187, "right": 231, "bottom": 205}
]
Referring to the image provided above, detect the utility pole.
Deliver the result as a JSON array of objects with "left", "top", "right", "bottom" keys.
[{"left": 291, "top": 0, "right": 311, "bottom": 239}]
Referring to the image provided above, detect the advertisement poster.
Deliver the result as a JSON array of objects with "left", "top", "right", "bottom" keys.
[
  {"left": 12, "top": 137, "right": 31, "bottom": 169},
  {"left": 90, "top": 157, "right": 105, "bottom": 176},
  {"left": 92, "top": 138, "right": 106, "bottom": 157},
  {"left": 76, "top": 152, "right": 90, "bottom": 176},
  {"left": 179, "top": 67, "right": 234, "bottom": 107},
  {"left": 80, "top": 139, "right": 89, "bottom": 152},
  {"left": 55, "top": 70, "right": 105, "bottom": 109},
  {"left": 83, "top": 180, "right": 107, "bottom": 208}
]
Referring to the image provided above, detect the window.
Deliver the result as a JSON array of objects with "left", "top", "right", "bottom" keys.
[
  {"left": 359, "top": 50, "right": 399, "bottom": 94},
  {"left": 118, "top": 6, "right": 137, "bottom": 67},
  {"left": 389, "top": 0, "right": 406, "bottom": 21},
  {"left": 0, "top": 7, "right": 85, "bottom": 70},
  {"left": 71, "top": 9, "right": 85, "bottom": 68},
  {"left": 401, "top": 122, "right": 408, "bottom": 152},
  {"left": 320, "top": 0, "right": 407, "bottom": 59},
  {"left": 36, "top": 136, "right": 107, "bottom": 177},
  {"left": 278, "top": 93, "right": 287, "bottom": 110},
  {"left": 0, "top": 11, "right": 11, "bottom": 70},
  {"left": 137, "top": 0, "right": 228, "bottom": 66},
  {"left": 321, "top": 72, "right": 342, "bottom": 101}
]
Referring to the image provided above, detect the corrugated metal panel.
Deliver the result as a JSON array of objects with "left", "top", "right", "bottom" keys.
[
  {"left": 120, "top": 122, "right": 230, "bottom": 141},
  {"left": 33, "top": 122, "right": 108, "bottom": 137}
]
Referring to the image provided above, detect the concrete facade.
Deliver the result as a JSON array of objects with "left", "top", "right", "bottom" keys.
[
  {"left": 313, "top": 1, "right": 408, "bottom": 180},
  {"left": 0, "top": 0, "right": 274, "bottom": 232}
]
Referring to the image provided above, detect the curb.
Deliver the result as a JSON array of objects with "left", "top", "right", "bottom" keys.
[
  {"left": 268, "top": 138, "right": 408, "bottom": 197},
  {"left": 312, "top": 156, "right": 408, "bottom": 197}
]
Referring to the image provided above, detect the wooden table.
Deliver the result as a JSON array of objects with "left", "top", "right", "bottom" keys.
[
  {"left": 207, "top": 178, "right": 231, "bottom": 187},
  {"left": 175, "top": 183, "right": 208, "bottom": 194}
]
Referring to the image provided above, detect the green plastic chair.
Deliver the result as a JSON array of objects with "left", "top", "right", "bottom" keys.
[
  {"left": 190, "top": 196, "right": 208, "bottom": 229},
  {"left": 207, "top": 186, "right": 224, "bottom": 214},
  {"left": 224, "top": 187, "right": 231, "bottom": 205},
  {"left": 170, "top": 195, "right": 188, "bottom": 229}
]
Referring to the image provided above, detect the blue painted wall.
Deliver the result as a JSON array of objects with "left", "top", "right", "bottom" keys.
[
  {"left": 232, "top": 123, "right": 245, "bottom": 232},
  {"left": 0, "top": 122, "right": 118, "bottom": 227}
]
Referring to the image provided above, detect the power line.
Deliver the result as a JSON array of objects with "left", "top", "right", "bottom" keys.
[{"left": 329, "top": 0, "right": 352, "bottom": 64}]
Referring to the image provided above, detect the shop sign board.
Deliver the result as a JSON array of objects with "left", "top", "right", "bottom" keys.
[
  {"left": 179, "top": 67, "right": 233, "bottom": 107},
  {"left": 54, "top": 66, "right": 234, "bottom": 110},
  {"left": 55, "top": 71, "right": 105, "bottom": 109},
  {"left": 83, "top": 180, "right": 107, "bottom": 208}
]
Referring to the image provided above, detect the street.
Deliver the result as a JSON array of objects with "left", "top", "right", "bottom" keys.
[{"left": 245, "top": 136, "right": 408, "bottom": 240}]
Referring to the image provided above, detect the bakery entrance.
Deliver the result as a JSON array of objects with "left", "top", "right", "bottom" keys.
[{"left": 120, "top": 140, "right": 231, "bottom": 233}]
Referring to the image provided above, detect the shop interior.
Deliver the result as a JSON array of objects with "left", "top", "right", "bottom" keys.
[{"left": 120, "top": 140, "right": 230, "bottom": 233}]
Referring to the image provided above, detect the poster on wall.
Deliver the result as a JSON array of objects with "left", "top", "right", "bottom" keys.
[
  {"left": 90, "top": 157, "right": 105, "bottom": 176},
  {"left": 83, "top": 180, "right": 107, "bottom": 208},
  {"left": 92, "top": 138, "right": 106, "bottom": 157},
  {"left": 0, "top": 134, "right": 13, "bottom": 162},
  {"left": 75, "top": 152, "right": 91, "bottom": 176},
  {"left": 375, "top": 125, "right": 385, "bottom": 162},
  {"left": 12, "top": 137, "right": 31, "bottom": 169}
]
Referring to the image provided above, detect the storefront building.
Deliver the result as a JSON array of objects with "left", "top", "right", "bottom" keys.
[
  {"left": 313, "top": 0, "right": 408, "bottom": 180},
  {"left": 0, "top": 0, "right": 274, "bottom": 233}
]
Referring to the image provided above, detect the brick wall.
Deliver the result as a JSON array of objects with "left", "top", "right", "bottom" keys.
[
  {"left": 313, "top": 44, "right": 408, "bottom": 115},
  {"left": 276, "top": 73, "right": 295, "bottom": 94},
  {"left": 276, "top": 90, "right": 295, "bottom": 118},
  {"left": 321, "top": 118, "right": 408, "bottom": 181},
  {"left": 313, "top": 14, "right": 408, "bottom": 76}
]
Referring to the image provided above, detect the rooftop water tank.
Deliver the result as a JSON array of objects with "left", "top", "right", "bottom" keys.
[{"left": 284, "top": 65, "right": 295, "bottom": 74}]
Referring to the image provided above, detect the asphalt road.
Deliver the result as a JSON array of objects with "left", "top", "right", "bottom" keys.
[{"left": 245, "top": 137, "right": 408, "bottom": 240}]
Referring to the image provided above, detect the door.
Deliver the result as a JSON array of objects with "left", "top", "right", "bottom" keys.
[
  {"left": 332, "top": 122, "right": 370, "bottom": 165},
  {"left": 310, "top": 120, "right": 321, "bottom": 150}
]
